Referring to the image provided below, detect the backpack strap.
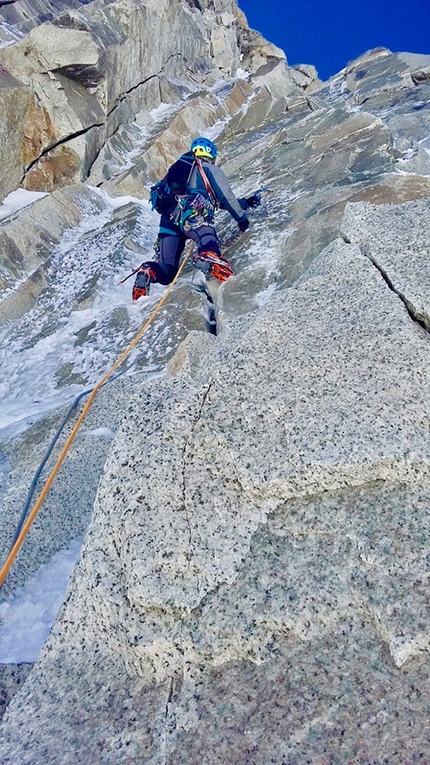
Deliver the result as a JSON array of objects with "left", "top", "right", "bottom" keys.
[
  {"left": 185, "top": 158, "right": 196, "bottom": 190},
  {"left": 196, "top": 158, "right": 217, "bottom": 206}
]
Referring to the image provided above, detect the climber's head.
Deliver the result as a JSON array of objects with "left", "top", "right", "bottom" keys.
[{"left": 190, "top": 136, "right": 218, "bottom": 162}]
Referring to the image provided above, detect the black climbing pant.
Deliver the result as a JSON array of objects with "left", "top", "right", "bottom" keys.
[{"left": 144, "top": 225, "right": 221, "bottom": 285}]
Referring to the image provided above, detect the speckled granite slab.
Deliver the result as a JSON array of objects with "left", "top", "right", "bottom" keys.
[{"left": 1, "top": 234, "right": 429, "bottom": 764}]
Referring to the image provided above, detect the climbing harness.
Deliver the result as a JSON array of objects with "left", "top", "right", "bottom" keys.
[
  {"left": 174, "top": 192, "right": 216, "bottom": 231},
  {"left": 0, "top": 242, "right": 194, "bottom": 589},
  {"left": 173, "top": 157, "right": 218, "bottom": 232}
]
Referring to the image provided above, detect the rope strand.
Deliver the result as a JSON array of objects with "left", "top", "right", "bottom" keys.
[{"left": 0, "top": 243, "right": 193, "bottom": 589}]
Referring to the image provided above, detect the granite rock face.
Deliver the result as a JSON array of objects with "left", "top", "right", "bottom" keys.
[
  {"left": 0, "top": 71, "right": 33, "bottom": 200},
  {"left": 2, "top": 223, "right": 430, "bottom": 762},
  {"left": 0, "top": 0, "right": 290, "bottom": 200},
  {"left": 341, "top": 197, "right": 430, "bottom": 330},
  {"left": 0, "top": 184, "right": 106, "bottom": 320},
  {"left": 0, "top": 4, "right": 430, "bottom": 765}
]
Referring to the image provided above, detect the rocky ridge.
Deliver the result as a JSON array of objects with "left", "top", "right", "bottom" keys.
[
  {"left": 0, "top": 1, "right": 429, "bottom": 763},
  {"left": 0, "top": 0, "right": 295, "bottom": 201}
]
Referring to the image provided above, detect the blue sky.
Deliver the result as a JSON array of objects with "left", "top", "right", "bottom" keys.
[{"left": 238, "top": 0, "right": 430, "bottom": 81}]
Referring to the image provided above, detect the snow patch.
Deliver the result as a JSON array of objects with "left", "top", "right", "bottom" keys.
[
  {"left": 0, "top": 452, "right": 10, "bottom": 473},
  {"left": 255, "top": 283, "right": 278, "bottom": 308},
  {"left": 235, "top": 68, "right": 251, "bottom": 80},
  {"left": 88, "top": 186, "right": 152, "bottom": 212},
  {"left": 0, "top": 189, "right": 48, "bottom": 223},
  {"left": 0, "top": 189, "right": 160, "bottom": 440},
  {"left": 84, "top": 426, "right": 115, "bottom": 438},
  {"left": 399, "top": 147, "right": 419, "bottom": 161},
  {"left": 149, "top": 101, "right": 178, "bottom": 121},
  {"left": 0, "top": 538, "right": 82, "bottom": 664},
  {"left": 0, "top": 21, "right": 23, "bottom": 50}
]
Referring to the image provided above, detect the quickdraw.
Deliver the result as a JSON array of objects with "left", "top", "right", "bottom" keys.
[{"left": 174, "top": 192, "right": 216, "bottom": 232}]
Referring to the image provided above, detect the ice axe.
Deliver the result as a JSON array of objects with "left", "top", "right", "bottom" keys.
[
  {"left": 252, "top": 187, "right": 272, "bottom": 205},
  {"left": 118, "top": 266, "right": 141, "bottom": 285}
]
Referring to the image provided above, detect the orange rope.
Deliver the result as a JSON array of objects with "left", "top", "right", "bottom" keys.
[{"left": 0, "top": 244, "right": 193, "bottom": 588}]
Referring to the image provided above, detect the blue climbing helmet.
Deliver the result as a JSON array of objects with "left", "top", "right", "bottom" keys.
[{"left": 190, "top": 136, "right": 218, "bottom": 161}]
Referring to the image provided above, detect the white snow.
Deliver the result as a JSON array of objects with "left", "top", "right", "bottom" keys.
[
  {"left": 0, "top": 452, "right": 10, "bottom": 472},
  {"left": 0, "top": 189, "right": 48, "bottom": 222},
  {"left": 148, "top": 101, "right": 179, "bottom": 121},
  {"left": 235, "top": 68, "right": 251, "bottom": 80},
  {"left": 0, "top": 189, "right": 160, "bottom": 441},
  {"left": 84, "top": 426, "right": 115, "bottom": 438},
  {"left": 0, "top": 538, "right": 82, "bottom": 664},
  {"left": 396, "top": 146, "right": 419, "bottom": 163},
  {"left": 255, "top": 283, "right": 278, "bottom": 308},
  {"left": 89, "top": 186, "right": 152, "bottom": 212},
  {"left": 204, "top": 116, "right": 231, "bottom": 144}
]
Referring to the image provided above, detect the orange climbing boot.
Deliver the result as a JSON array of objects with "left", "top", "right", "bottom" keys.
[
  {"left": 132, "top": 265, "right": 157, "bottom": 300},
  {"left": 193, "top": 251, "right": 234, "bottom": 283}
]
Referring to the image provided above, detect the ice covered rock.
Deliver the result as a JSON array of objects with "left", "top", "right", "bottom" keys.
[
  {"left": 0, "top": 184, "right": 106, "bottom": 321},
  {"left": 0, "top": 0, "right": 294, "bottom": 199}
]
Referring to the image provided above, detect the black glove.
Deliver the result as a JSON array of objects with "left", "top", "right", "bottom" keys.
[
  {"left": 245, "top": 194, "right": 261, "bottom": 208},
  {"left": 238, "top": 218, "right": 250, "bottom": 232}
]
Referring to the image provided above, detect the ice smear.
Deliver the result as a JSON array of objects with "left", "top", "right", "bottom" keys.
[
  {"left": 84, "top": 426, "right": 115, "bottom": 438},
  {"left": 0, "top": 452, "right": 10, "bottom": 472},
  {"left": 0, "top": 189, "right": 48, "bottom": 222},
  {"left": 235, "top": 68, "right": 251, "bottom": 80},
  {"left": 0, "top": 538, "right": 82, "bottom": 664},
  {"left": 255, "top": 283, "right": 278, "bottom": 308}
]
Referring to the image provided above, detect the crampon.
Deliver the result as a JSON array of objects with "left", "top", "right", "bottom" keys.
[
  {"left": 193, "top": 251, "right": 234, "bottom": 283},
  {"left": 131, "top": 265, "right": 156, "bottom": 300}
]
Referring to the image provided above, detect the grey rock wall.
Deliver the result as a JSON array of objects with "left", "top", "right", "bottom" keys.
[
  {"left": 0, "top": 184, "right": 106, "bottom": 321},
  {"left": 0, "top": 0, "right": 290, "bottom": 201},
  {"left": 341, "top": 198, "right": 430, "bottom": 330}
]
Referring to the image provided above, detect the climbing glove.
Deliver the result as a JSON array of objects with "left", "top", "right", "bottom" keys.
[
  {"left": 246, "top": 194, "right": 261, "bottom": 208},
  {"left": 238, "top": 218, "right": 250, "bottom": 232}
]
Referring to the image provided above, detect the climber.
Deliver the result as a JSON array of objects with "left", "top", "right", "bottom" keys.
[{"left": 131, "top": 136, "right": 261, "bottom": 300}]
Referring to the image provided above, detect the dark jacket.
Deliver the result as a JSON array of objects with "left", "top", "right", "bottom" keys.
[{"left": 159, "top": 152, "right": 248, "bottom": 235}]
